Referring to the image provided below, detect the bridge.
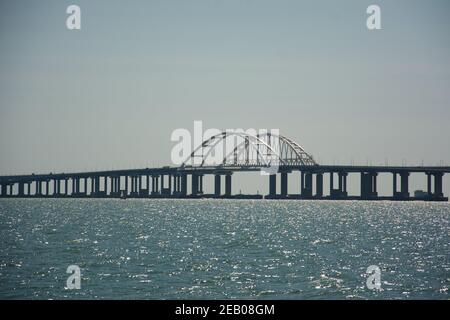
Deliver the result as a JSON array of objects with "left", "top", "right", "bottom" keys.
[{"left": 0, "top": 132, "right": 448, "bottom": 201}]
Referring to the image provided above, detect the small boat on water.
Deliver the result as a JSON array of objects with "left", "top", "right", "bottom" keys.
[{"left": 120, "top": 191, "right": 127, "bottom": 200}]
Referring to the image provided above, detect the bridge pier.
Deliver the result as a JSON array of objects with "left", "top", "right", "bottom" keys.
[
  {"left": 301, "top": 172, "right": 313, "bottom": 198},
  {"left": 360, "top": 172, "right": 377, "bottom": 200},
  {"left": 103, "top": 177, "right": 107, "bottom": 196},
  {"left": 214, "top": 174, "right": 221, "bottom": 197},
  {"left": 180, "top": 174, "right": 187, "bottom": 197},
  {"left": 281, "top": 172, "right": 288, "bottom": 197},
  {"left": 269, "top": 174, "right": 276, "bottom": 197},
  {"left": 130, "top": 176, "right": 138, "bottom": 197},
  {"left": 53, "top": 179, "right": 58, "bottom": 196},
  {"left": 62, "top": 179, "right": 67, "bottom": 196},
  {"left": 4, "top": 184, "right": 11, "bottom": 196},
  {"left": 89, "top": 177, "right": 95, "bottom": 197},
  {"left": 18, "top": 182, "right": 24, "bottom": 197},
  {"left": 116, "top": 176, "right": 121, "bottom": 196},
  {"left": 160, "top": 174, "right": 172, "bottom": 196},
  {"left": 315, "top": 173, "right": 323, "bottom": 198},
  {"left": 425, "top": 172, "right": 446, "bottom": 201},
  {"left": 393, "top": 172, "right": 409, "bottom": 200},
  {"left": 146, "top": 175, "right": 151, "bottom": 196},
  {"left": 330, "top": 172, "right": 348, "bottom": 199},
  {"left": 400, "top": 172, "right": 409, "bottom": 199},
  {"left": 434, "top": 172, "right": 444, "bottom": 198},
  {"left": 109, "top": 176, "right": 114, "bottom": 196},
  {"left": 109, "top": 176, "right": 120, "bottom": 197},
  {"left": 225, "top": 173, "right": 232, "bottom": 197},
  {"left": 84, "top": 177, "right": 88, "bottom": 195},
  {"left": 191, "top": 174, "right": 204, "bottom": 197},
  {"left": 151, "top": 175, "right": 160, "bottom": 195},
  {"left": 95, "top": 176, "right": 100, "bottom": 196},
  {"left": 172, "top": 174, "right": 180, "bottom": 196},
  {"left": 124, "top": 176, "right": 128, "bottom": 196}
]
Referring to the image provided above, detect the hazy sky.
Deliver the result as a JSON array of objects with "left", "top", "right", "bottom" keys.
[{"left": 1, "top": 0, "right": 449, "bottom": 195}]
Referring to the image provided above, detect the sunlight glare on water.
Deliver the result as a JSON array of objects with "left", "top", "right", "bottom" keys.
[{"left": 0, "top": 199, "right": 448, "bottom": 299}]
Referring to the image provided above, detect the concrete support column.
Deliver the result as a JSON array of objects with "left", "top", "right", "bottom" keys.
[
  {"left": 269, "top": 174, "right": 276, "bottom": 196},
  {"left": 343, "top": 173, "right": 348, "bottom": 194},
  {"left": 301, "top": 172, "right": 305, "bottom": 194},
  {"left": 191, "top": 174, "right": 199, "bottom": 196},
  {"left": 281, "top": 172, "right": 288, "bottom": 197},
  {"left": 361, "top": 172, "right": 377, "bottom": 199},
  {"left": 181, "top": 174, "right": 187, "bottom": 197},
  {"left": 95, "top": 177, "right": 100, "bottom": 194},
  {"left": 400, "top": 172, "right": 409, "bottom": 198},
  {"left": 123, "top": 176, "right": 128, "bottom": 195},
  {"left": 393, "top": 172, "right": 397, "bottom": 196},
  {"left": 102, "top": 177, "right": 106, "bottom": 194},
  {"left": 139, "top": 176, "right": 142, "bottom": 194},
  {"left": 427, "top": 173, "right": 432, "bottom": 196},
  {"left": 91, "top": 177, "right": 95, "bottom": 195},
  {"left": 111, "top": 177, "right": 116, "bottom": 194},
  {"left": 135, "top": 176, "right": 138, "bottom": 193},
  {"left": 161, "top": 175, "right": 165, "bottom": 191},
  {"left": 330, "top": 172, "right": 334, "bottom": 195},
  {"left": 152, "top": 175, "right": 160, "bottom": 195},
  {"left": 303, "top": 172, "right": 313, "bottom": 198},
  {"left": 168, "top": 175, "right": 172, "bottom": 195},
  {"left": 199, "top": 175, "right": 203, "bottom": 194},
  {"left": 130, "top": 176, "right": 134, "bottom": 194},
  {"left": 172, "top": 175, "right": 178, "bottom": 195},
  {"left": 18, "top": 182, "right": 24, "bottom": 197},
  {"left": 214, "top": 174, "right": 221, "bottom": 197},
  {"left": 433, "top": 172, "right": 444, "bottom": 197},
  {"left": 225, "top": 174, "right": 232, "bottom": 197},
  {"left": 372, "top": 173, "right": 378, "bottom": 195},
  {"left": 315, "top": 173, "right": 323, "bottom": 197},
  {"left": 109, "top": 177, "right": 113, "bottom": 196},
  {"left": 71, "top": 179, "right": 75, "bottom": 196}
]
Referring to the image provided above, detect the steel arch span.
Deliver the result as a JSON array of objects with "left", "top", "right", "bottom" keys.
[{"left": 181, "top": 131, "right": 318, "bottom": 168}]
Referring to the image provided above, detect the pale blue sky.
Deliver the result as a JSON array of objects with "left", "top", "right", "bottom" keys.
[{"left": 1, "top": 0, "right": 449, "bottom": 195}]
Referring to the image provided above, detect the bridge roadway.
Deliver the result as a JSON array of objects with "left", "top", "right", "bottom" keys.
[{"left": 0, "top": 165, "right": 449, "bottom": 201}]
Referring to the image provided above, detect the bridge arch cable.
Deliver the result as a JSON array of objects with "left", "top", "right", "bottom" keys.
[{"left": 181, "top": 131, "right": 317, "bottom": 167}]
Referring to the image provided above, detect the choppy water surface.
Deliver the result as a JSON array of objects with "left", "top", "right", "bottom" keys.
[{"left": 0, "top": 199, "right": 448, "bottom": 299}]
